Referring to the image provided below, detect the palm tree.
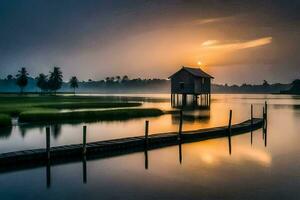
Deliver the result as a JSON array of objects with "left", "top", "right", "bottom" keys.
[
  {"left": 6, "top": 75, "right": 13, "bottom": 80},
  {"left": 110, "top": 77, "right": 115, "bottom": 83},
  {"left": 105, "top": 77, "right": 110, "bottom": 84},
  {"left": 16, "top": 67, "right": 29, "bottom": 94},
  {"left": 36, "top": 73, "right": 48, "bottom": 94},
  {"left": 122, "top": 75, "right": 129, "bottom": 83},
  {"left": 48, "top": 66, "right": 63, "bottom": 95},
  {"left": 116, "top": 76, "right": 121, "bottom": 83},
  {"left": 69, "top": 76, "right": 79, "bottom": 94}
]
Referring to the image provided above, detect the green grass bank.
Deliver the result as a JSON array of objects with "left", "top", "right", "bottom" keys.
[
  {"left": 0, "top": 114, "right": 12, "bottom": 127},
  {"left": 19, "top": 108, "right": 164, "bottom": 123}
]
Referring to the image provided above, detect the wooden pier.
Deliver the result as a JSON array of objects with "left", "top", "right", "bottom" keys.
[{"left": 0, "top": 118, "right": 263, "bottom": 173}]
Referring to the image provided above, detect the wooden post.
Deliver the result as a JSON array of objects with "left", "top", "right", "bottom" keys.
[
  {"left": 263, "top": 107, "right": 265, "bottom": 139},
  {"left": 251, "top": 104, "right": 253, "bottom": 128},
  {"left": 178, "top": 110, "right": 183, "bottom": 140},
  {"left": 183, "top": 94, "right": 186, "bottom": 106},
  {"left": 46, "top": 127, "right": 50, "bottom": 160},
  {"left": 265, "top": 101, "right": 268, "bottom": 120},
  {"left": 145, "top": 120, "right": 149, "bottom": 147},
  {"left": 264, "top": 101, "right": 268, "bottom": 130},
  {"left": 251, "top": 104, "right": 253, "bottom": 145},
  {"left": 228, "top": 110, "right": 232, "bottom": 155},
  {"left": 228, "top": 110, "right": 232, "bottom": 134},
  {"left": 83, "top": 126, "right": 87, "bottom": 155}
]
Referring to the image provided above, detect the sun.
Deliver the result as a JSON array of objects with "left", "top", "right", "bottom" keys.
[{"left": 197, "top": 61, "right": 202, "bottom": 66}]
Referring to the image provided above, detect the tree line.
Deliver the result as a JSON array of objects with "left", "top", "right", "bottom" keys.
[
  {"left": 12, "top": 67, "right": 78, "bottom": 94},
  {"left": 2, "top": 68, "right": 299, "bottom": 94}
]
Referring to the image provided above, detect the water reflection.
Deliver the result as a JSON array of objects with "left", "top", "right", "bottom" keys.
[
  {"left": 178, "top": 141, "right": 182, "bottom": 164},
  {"left": 171, "top": 94, "right": 211, "bottom": 110},
  {"left": 51, "top": 124, "right": 62, "bottom": 139},
  {"left": 144, "top": 150, "right": 148, "bottom": 170},
  {"left": 82, "top": 155, "right": 87, "bottom": 184},
  {"left": 171, "top": 110, "right": 210, "bottom": 124},
  {"left": 228, "top": 134, "right": 232, "bottom": 155},
  {"left": 38, "top": 130, "right": 271, "bottom": 189},
  {"left": 0, "top": 127, "right": 12, "bottom": 138},
  {"left": 46, "top": 160, "right": 51, "bottom": 188}
]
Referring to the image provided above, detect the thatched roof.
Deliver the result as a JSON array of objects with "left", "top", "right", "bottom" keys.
[{"left": 169, "top": 66, "right": 214, "bottom": 79}]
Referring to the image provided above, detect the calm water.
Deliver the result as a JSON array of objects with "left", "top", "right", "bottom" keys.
[{"left": 0, "top": 94, "right": 300, "bottom": 199}]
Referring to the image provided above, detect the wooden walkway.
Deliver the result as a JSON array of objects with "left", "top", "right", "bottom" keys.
[{"left": 0, "top": 118, "right": 263, "bottom": 173}]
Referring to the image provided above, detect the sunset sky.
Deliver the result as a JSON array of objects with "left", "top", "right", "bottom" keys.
[{"left": 0, "top": 0, "right": 299, "bottom": 84}]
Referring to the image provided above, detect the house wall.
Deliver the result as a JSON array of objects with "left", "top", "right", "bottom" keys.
[
  {"left": 171, "top": 70, "right": 195, "bottom": 94},
  {"left": 194, "top": 78, "right": 211, "bottom": 94}
]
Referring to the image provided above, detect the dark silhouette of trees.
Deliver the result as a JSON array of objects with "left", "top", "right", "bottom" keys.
[
  {"left": 69, "top": 76, "right": 79, "bottom": 94},
  {"left": 116, "top": 76, "right": 121, "bottom": 83},
  {"left": 6, "top": 75, "right": 13, "bottom": 80},
  {"left": 263, "top": 80, "right": 270, "bottom": 87},
  {"left": 16, "top": 67, "right": 29, "bottom": 94},
  {"left": 48, "top": 66, "right": 63, "bottom": 94},
  {"left": 289, "top": 79, "right": 300, "bottom": 94},
  {"left": 36, "top": 73, "right": 48, "bottom": 93},
  {"left": 122, "top": 75, "right": 129, "bottom": 83}
]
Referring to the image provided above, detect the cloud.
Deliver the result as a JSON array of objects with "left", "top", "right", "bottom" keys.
[
  {"left": 202, "top": 37, "right": 272, "bottom": 50},
  {"left": 192, "top": 16, "right": 235, "bottom": 25},
  {"left": 201, "top": 40, "right": 219, "bottom": 46}
]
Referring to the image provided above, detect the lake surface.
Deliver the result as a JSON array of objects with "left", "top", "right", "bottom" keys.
[{"left": 0, "top": 94, "right": 300, "bottom": 199}]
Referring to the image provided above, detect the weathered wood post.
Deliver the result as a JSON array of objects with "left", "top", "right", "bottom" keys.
[
  {"left": 228, "top": 110, "right": 232, "bottom": 155},
  {"left": 265, "top": 101, "right": 268, "bottom": 119},
  {"left": 263, "top": 107, "right": 265, "bottom": 139},
  {"left": 46, "top": 127, "right": 50, "bottom": 160},
  {"left": 251, "top": 104, "right": 253, "bottom": 128},
  {"left": 264, "top": 101, "right": 268, "bottom": 146},
  {"left": 251, "top": 104, "right": 253, "bottom": 145},
  {"left": 228, "top": 110, "right": 232, "bottom": 135},
  {"left": 264, "top": 101, "right": 268, "bottom": 130},
  {"left": 179, "top": 141, "right": 182, "bottom": 164},
  {"left": 145, "top": 120, "right": 149, "bottom": 148},
  {"left": 178, "top": 110, "right": 183, "bottom": 140},
  {"left": 83, "top": 126, "right": 87, "bottom": 155}
]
